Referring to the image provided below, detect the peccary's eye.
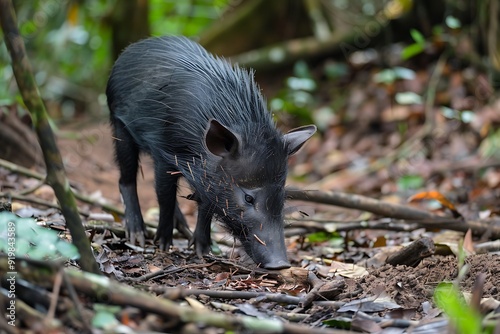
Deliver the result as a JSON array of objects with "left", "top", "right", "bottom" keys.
[{"left": 244, "top": 194, "right": 254, "bottom": 204}]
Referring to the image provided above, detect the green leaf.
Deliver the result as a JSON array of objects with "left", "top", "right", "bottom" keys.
[
  {"left": 445, "top": 16, "right": 461, "bottom": 29},
  {"left": 322, "top": 317, "right": 352, "bottom": 329},
  {"left": 0, "top": 212, "right": 80, "bottom": 261},
  {"left": 293, "top": 60, "right": 312, "bottom": 79},
  {"left": 479, "top": 129, "right": 500, "bottom": 159},
  {"left": 373, "top": 69, "right": 396, "bottom": 84},
  {"left": 460, "top": 111, "right": 474, "bottom": 123},
  {"left": 410, "top": 29, "right": 425, "bottom": 44},
  {"left": 393, "top": 67, "right": 416, "bottom": 80},
  {"left": 56, "top": 241, "right": 80, "bottom": 260},
  {"left": 401, "top": 43, "right": 425, "bottom": 60},
  {"left": 286, "top": 77, "right": 316, "bottom": 92},
  {"left": 434, "top": 283, "right": 482, "bottom": 334},
  {"left": 324, "top": 62, "right": 349, "bottom": 79},
  {"left": 92, "top": 310, "right": 120, "bottom": 330},
  {"left": 395, "top": 92, "right": 422, "bottom": 105},
  {"left": 307, "top": 231, "right": 341, "bottom": 243},
  {"left": 397, "top": 175, "right": 424, "bottom": 191}
]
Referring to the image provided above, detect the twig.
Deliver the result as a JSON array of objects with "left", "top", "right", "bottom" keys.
[
  {"left": 0, "top": 192, "right": 90, "bottom": 217},
  {"left": 0, "top": 157, "right": 43, "bottom": 180},
  {"left": 18, "top": 180, "right": 45, "bottom": 196},
  {"left": 61, "top": 270, "right": 92, "bottom": 333},
  {"left": 0, "top": 158, "right": 123, "bottom": 216},
  {"left": 47, "top": 269, "right": 63, "bottom": 322},
  {"left": 156, "top": 287, "right": 302, "bottom": 305}
]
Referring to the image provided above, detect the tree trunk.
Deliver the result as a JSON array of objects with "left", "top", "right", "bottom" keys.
[{"left": 105, "top": 0, "right": 151, "bottom": 60}]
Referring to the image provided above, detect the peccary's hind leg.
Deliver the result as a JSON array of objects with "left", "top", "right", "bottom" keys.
[
  {"left": 112, "top": 118, "right": 145, "bottom": 246},
  {"left": 174, "top": 203, "right": 193, "bottom": 240},
  {"left": 153, "top": 160, "right": 178, "bottom": 250}
]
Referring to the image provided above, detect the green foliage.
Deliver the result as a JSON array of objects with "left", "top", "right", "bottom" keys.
[
  {"left": 307, "top": 231, "right": 343, "bottom": 245},
  {"left": 402, "top": 15, "right": 462, "bottom": 60},
  {"left": 270, "top": 61, "right": 317, "bottom": 124},
  {"left": 479, "top": 128, "right": 500, "bottom": 159},
  {"left": 1, "top": 0, "right": 232, "bottom": 108},
  {"left": 150, "top": 0, "right": 231, "bottom": 37},
  {"left": 441, "top": 107, "right": 474, "bottom": 123},
  {"left": 397, "top": 174, "right": 424, "bottom": 191},
  {"left": 434, "top": 244, "right": 497, "bottom": 334},
  {"left": 0, "top": 211, "right": 80, "bottom": 261},
  {"left": 434, "top": 282, "right": 484, "bottom": 334},
  {"left": 323, "top": 62, "right": 349, "bottom": 80},
  {"left": 401, "top": 29, "right": 426, "bottom": 60},
  {"left": 92, "top": 304, "right": 122, "bottom": 330},
  {"left": 445, "top": 16, "right": 461, "bottom": 29},
  {"left": 373, "top": 67, "right": 416, "bottom": 84},
  {"left": 394, "top": 91, "right": 422, "bottom": 105},
  {"left": 322, "top": 317, "right": 351, "bottom": 329}
]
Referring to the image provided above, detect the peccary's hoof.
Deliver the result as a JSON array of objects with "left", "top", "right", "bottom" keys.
[
  {"left": 127, "top": 229, "right": 145, "bottom": 248},
  {"left": 154, "top": 236, "right": 172, "bottom": 251}
]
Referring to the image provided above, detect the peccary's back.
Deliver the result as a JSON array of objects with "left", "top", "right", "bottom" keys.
[{"left": 106, "top": 36, "right": 279, "bottom": 160}]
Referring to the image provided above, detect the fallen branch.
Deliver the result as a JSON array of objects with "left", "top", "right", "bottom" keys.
[
  {"left": 286, "top": 188, "right": 438, "bottom": 219},
  {"left": 157, "top": 288, "right": 303, "bottom": 305},
  {"left": 385, "top": 237, "right": 436, "bottom": 267},
  {"left": 298, "top": 271, "right": 345, "bottom": 310}
]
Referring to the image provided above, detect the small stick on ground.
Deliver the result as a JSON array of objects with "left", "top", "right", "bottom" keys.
[{"left": 385, "top": 237, "right": 435, "bottom": 267}]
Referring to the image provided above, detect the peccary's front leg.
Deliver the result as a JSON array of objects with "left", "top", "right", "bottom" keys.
[
  {"left": 153, "top": 161, "right": 178, "bottom": 251},
  {"left": 112, "top": 118, "right": 145, "bottom": 246},
  {"left": 193, "top": 202, "right": 213, "bottom": 257},
  {"left": 119, "top": 183, "right": 145, "bottom": 246}
]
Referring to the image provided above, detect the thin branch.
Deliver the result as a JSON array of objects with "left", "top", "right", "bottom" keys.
[{"left": 286, "top": 188, "right": 438, "bottom": 219}]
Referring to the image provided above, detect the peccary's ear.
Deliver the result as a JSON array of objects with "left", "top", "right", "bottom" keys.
[
  {"left": 205, "top": 119, "right": 240, "bottom": 158},
  {"left": 284, "top": 125, "right": 317, "bottom": 155}
]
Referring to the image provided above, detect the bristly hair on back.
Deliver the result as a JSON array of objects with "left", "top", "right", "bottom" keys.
[{"left": 107, "top": 35, "right": 289, "bottom": 187}]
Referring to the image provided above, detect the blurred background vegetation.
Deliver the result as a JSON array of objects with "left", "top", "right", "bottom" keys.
[{"left": 2, "top": 0, "right": 496, "bottom": 118}]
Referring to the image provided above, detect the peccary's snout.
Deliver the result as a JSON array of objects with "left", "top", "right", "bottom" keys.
[
  {"left": 245, "top": 224, "right": 291, "bottom": 269},
  {"left": 263, "top": 257, "right": 291, "bottom": 270}
]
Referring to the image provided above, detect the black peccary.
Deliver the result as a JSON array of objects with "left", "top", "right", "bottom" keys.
[{"left": 106, "top": 36, "right": 316, "bottom": 269}]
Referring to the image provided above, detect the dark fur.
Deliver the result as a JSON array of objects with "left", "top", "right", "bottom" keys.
[{"left": 107, "top": 36, "right": 315, "bottom": 268}]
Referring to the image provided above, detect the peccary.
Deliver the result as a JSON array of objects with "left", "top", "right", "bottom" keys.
[{"left": 106, "top": 36, "right": 316, "bottom": 269}]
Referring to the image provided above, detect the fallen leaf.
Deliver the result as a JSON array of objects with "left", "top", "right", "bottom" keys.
[
  {"left": 408, "top": 191, "right": 462, "bottom": 218},
  {"left": 328, "top": 261, "right": 369, "bottom": 278}
]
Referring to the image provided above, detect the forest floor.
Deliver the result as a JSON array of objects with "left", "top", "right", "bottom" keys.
[{"left": 1, "top": 50, "right": 500, "bottom": 333}]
